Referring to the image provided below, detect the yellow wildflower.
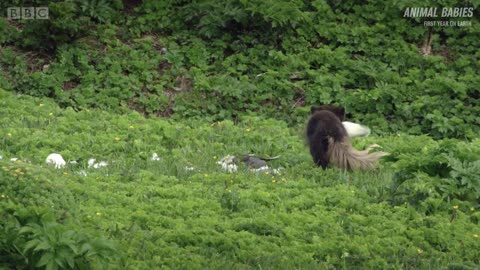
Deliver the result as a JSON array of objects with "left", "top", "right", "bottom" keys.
[
  {"left": 96, "top": 212, "right": 102, "bottom": 216},
  {"left": 114, "top": 137, "right": 121, "bottom": 141},
  {"left": 0, "top": 194, "right": 5, "bottom": 198},
  {"left": 129, "top": 125, "right": 134, "bottom": 129},
  {"left": 246, "top": 128, "right": 251, "bottom": 132},
  {"left": 453, "top": 205, "right": 459, "bottom": 210},
  {"left": 49, "top": 112, "right": 53, "bottom": 116},
  {"left": 417, "top": 248, "right": 423, "bottom": 254},
  {"left": 39, "top": 103, "right": 44, "bottom": 107},
  {"left": 473, "top": 234, "right": 478, "bottom": 238}
]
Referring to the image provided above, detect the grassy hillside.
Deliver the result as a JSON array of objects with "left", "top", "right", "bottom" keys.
[
  {"left": 1, "top": 0, "right": 479, "bottom": 138},
  {"left": 1, "top": 89, "right": 480, "bottom": 269}
]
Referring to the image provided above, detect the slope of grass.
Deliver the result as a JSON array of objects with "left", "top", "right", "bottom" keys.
[{"left": 1, "top": 89, "right": 479, "bottom": 269}]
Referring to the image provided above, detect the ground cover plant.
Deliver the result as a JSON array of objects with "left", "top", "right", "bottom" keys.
[
  {"left": 1, "top": 90, "right": 480, "bottom": 269},
  {"left": 1, "top": 0, "right": 479, "bottom": 269}
]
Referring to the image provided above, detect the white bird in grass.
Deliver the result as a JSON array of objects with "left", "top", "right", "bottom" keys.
[
  {"left": 45, "top": 153, "right": 66, "bottom": 169},
  {"left": 342, "top": 121, "right": 371, "bottom": 138}
]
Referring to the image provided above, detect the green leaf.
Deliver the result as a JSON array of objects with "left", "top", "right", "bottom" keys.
[
  {"left": 23, "top": 239, "right": 41, "bottom": 253},
  {"left": 34, "top": 241, "right": 52, "bottom": 252},
  {"left": 46, "top": 259, "right": 59, "bottom": 270},
  {"left": 36, "top": 252, "right": 54, "bottom": 267}
]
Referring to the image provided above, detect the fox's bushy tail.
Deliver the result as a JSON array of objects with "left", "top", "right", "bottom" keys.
[{"left": 327, "top": 138, "right": 389, "bottom": 170}]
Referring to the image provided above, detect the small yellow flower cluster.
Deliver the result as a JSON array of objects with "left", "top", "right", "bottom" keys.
[
  {"left": 225, "top": 188, "right": 232, "bottom": 193},
  {"left": 0, "top": 194, "right": 8, "bottom": 199},
  {"left": 129, "top": 125, "right": 135, "bottom": 129},
  {"left": 114, "top": 137, "right": 121, "bottom": 141},
  {"left": 453, "top": 205, "right": 459, "bottom": 210},
  {"left": 6, "top": 167, "right": 26, "bottom": 177},
  {"left": 270, "top": 176, "right": 276, "bottom": 183},
  {"left": 416, "top": 248, "right": 423, "bottom": 254}
]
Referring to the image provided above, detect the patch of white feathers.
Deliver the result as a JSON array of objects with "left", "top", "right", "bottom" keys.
[
  {"left": 217, "top": 155, "right": 282, "bottom": 174},
  {"left": 216, "top": 155, "right": 238, "bottom": 173},
  {"left": 88, "top": 159, "right": 108, "bottom": 169},
  {"left": 151, "top": 153, "right": 161, "bottom": 161}
]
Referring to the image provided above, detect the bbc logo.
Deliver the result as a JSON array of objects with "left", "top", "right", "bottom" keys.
[{"left": 7, "top": 7, "right": 49, "bottom": 20}]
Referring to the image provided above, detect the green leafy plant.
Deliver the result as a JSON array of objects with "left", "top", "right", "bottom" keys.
[
  {"left": 77, "top": 0, "right": 122, "bottom": 23},
  {"left": 443, "top": 155, "right": 480, "bottom": 201},
  {"left": 20, "top": 221, "right": 117, "bottom": 270},
  {"left": 389, "top": 137, "right": 480, "bottom": 205},
  {"left": 0, "top": 158, "right": 118, "bottom": 269}
]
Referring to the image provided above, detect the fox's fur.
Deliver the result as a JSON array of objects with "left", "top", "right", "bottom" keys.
[{"left": 306, "top": 105, "right": 389, "bottom": 170}]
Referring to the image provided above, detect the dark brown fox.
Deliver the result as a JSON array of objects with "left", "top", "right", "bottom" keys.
[{"left": 306, "top": 105, "right": 389, "bottom": 170}]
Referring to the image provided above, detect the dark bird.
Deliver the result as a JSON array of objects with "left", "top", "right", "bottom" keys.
[{"left": 238, "top": 154, "right": 280, "bottom": 169}]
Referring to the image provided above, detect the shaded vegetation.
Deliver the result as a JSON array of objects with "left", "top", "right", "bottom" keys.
[{"left": 1, "top": 0, "right": 479, "bottom": 138}]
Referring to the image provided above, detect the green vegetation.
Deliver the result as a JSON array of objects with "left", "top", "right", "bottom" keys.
[
  {"left": 0, "top": 0, "right": 479, "bottom": 269},
  {"left": 1, "top": 90, "right": 479, "bottom": 269},
  {"left": 1, "top": 0, "right": 479, "bottom": 138}
]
